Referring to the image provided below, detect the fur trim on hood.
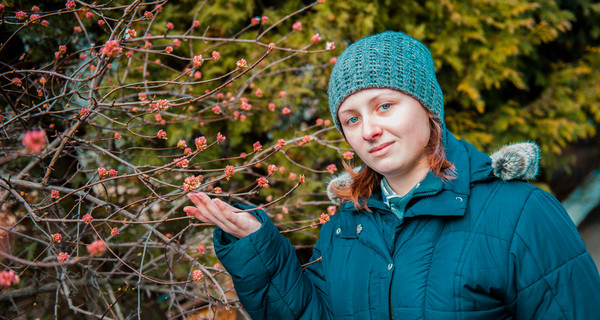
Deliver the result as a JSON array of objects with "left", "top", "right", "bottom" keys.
[{"left": 326, "top": 142, "right": 540, "bottom": 205}]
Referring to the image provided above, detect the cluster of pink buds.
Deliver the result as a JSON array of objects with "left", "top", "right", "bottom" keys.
[
  {"left": 82, "top": 214, "right": 93, "bottom": 224},
  {"left": 193, "top": 55, "right": 203, "bottom": 68},
  {"left": 298, "top": 135, "right": 313, "bottom": 146},
  {"left": 51, "top": 190, "right": 60, "bottom": 199},
  {"left": 212, "top": 51, "right": 220, "bottom": 60},
  {"left": 156, "top": 129, "right": 168, "bottom": 139},
  {"left": 177, "top": 140, "right": 187, "bottom": 149},
  {"left": 342, "top": 151, "right": 354, "bottom": 160},
  {"left": 319, "top": 213, "right": 330, "bottom": 224},
  {"left": 327, "top": 164, "right": 337, "bottom": 174},
  {"left": 327, "top": 206, "right": 337, "bottom": 215},
  {"left": 192, "top": 269, "right": 203, "bottom": 281},
  {"left": 86, "top": 240, "right": 107, "bottom": 256},
  {"left": 66, "top": 0, "right": 76, "bottom": 10},
  {"left": 183, "top": 175, "right": 203, "bottom": 192},
  {"left": 195, "top": 136, "right": 207, "bottom": 151},
  {"left": 22, "top": 130, "right": 47, "bottom": 154},
  {"left": 268, "top": 164, "right": 277, "bottom": 175},
  {"left": 224, "top": 165, "right": 235, "bottom": 180},
  {"left": 292, "top": 21, "right": 302, "bottom": 32},
  {"left": 257, "top": 177, "right": 269, "bottom": 188},
  {"left": 253, "top": 141, "right": 262, "bottom": 152},
  {"left": 51, "top": 233, "right": 63, "bottom": 243},
  {"left": 174, "top": 157, "right": 189, "bottom": 168},
  {"left": 57, "top": 252, "right": 70, "bottom": 263},
  {"left": 111, "top": 228, "right": 119, "bottom": 236},
  {"left": 0, "top": 270, "right": 20, "bottom": 288},
  {"left": 236, "top": 59, "right": 247, "bottom": 69},
  {"left": 102, "top": 40, "right": 122, "bottom": 57},
  {"left": 275, "top": 139, "right": 286, "bottom": 151},
  {"left": 216, "top": 132, "right": 226, "bottom": 143}
]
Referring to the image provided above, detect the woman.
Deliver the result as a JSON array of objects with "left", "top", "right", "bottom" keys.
[{"left": 184, "top": 31, "right": 600, "bottom": 319}]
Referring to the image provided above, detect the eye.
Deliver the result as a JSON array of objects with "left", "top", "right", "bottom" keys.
[
  {"left": 346, "top": 116, "right": 359, "bottom": 125},
  {"left": 378, "top": 104, "right": 391, "bottom": 111}
]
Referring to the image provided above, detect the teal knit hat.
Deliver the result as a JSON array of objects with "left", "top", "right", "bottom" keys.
[{"left": 328, "top": 31, "right": 445, "bottom": 138}]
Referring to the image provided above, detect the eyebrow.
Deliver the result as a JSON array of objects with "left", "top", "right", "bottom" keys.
[{"left": 339, "top": 92, "right": 397, "bottom": 115}]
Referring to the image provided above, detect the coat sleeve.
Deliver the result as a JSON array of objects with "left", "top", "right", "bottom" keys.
[
  {"left": 508, "top": 189, "right": 600, "bottom": 319},
  {"left": 213, "top": 204, "right": 332, "bottom": 319}
]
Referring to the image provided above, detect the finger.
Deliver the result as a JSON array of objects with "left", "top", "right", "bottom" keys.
[
  {"left": 190, "top": 193, "right": 238, "bottom": 232},
  {"left": 183, "top": 206, "right": 212, "bottom": 224}
]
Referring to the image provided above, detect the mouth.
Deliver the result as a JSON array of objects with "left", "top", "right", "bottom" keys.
[{"left": 369, "top": 141, "right": 394, "bottom": 154}]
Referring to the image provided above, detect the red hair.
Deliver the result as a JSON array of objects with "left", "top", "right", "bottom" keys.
[{"left": 331, "top": 116, "right": 455, "bottom": 211}]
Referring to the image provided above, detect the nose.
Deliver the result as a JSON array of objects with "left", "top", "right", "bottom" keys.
[{"left": 362, "top": 117, "right": 382, "bottom": 141}]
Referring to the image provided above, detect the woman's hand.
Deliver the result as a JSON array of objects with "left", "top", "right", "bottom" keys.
[{"left": 184, "top": 192, "right": 261, "bottom": 239}]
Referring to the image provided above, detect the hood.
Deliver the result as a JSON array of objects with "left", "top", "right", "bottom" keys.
[{"left": 327, "top": 136, "right": 539, "bottom": 205}]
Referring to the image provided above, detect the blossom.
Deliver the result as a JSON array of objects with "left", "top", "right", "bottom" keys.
[
  {"left": 213, "top": 187, "right": 222, "bottom": 194},
  {"left": 144, "top": 41, "right": 152, "bottom": 49},
  {"left": 22, "top": 130, "right": 46, "bottom": 154},
  {"left": 261, "top": 16, "right": 269, "bottom": 24},
  {"left": 156, "top": 129, "right": 167, "bottom": 139},
  {"left": 329, "top": 56, "right": 338, "bottom": 65},
  {"left": 82, "top": 214, "right": 93, "bottom": 224},
  {"left": 41, "top": 20, "right": 49, "bottom": 27},
  {"left": 268, "top": 165, "right": 278, "bottom": 176},
  {"left": 343, "top": 151, "right": 354, "bottom": 160},
  {"left": 275, "top": 139, "right": 286, "bottom": 150},
  {"left": 292, "top": 21, "right": 302, "bottom": 32},
  {"left": 177, "top": 140, "right": 187, "bottom": 149},
  {"left": 282, "top": 107, "right": 291, "bottom": 115},
  {"left": 174, "top": 157, "right": 189, "bottom": 168},
  {"left": 39, "top": 76, "right": 47, "bottom": 85},
  {"left": 324, "top": 119, "right": 331, "bottom": 126},
  {"left": 114, "top": 132, "right": 121, "bottom": 139},
  {"left": 30, "top": 14, "right": 40, "bottom": 22},
  {"left": 103, "top": 40, "right": 122, "bottom": 57},
  {"left": 254, "top": 88, "right": 263, "bottom": 96},
  {"left": 86, "top": 240, "right": 106, "bottom": 256},
  {"left": 173, "top": 39, "right": 181, "bottom": 47},
  {"left": 327, "top": 164, "right": 337, "bottom": 174},
  {"left": 51, "top": 233, "right": 62, "bottom": 243},
  {"left": 195, "top": 136, "right": 207, "bottom": 151},
  {"left": 257, "top": 177, "right": 269, "bottom": 188},
  {"left": 57, "top": 252, "right": 70, "bottom": 263},
  {"left": 298, "top": 135, "right": 313, "bottom": 146},
  {"left": 79, "top": 108, "right": 89, "bottom": 116},
  {"left": 193, "top": 269, "right": 203, "bottom": 281},
  {"left": 211, "top": 105, "right": 221, "bottom": 114},
  {"left": 108, "top": 169, "right": 118, "bottom": 177},
  {"left": 224, "top": 165, "right": 235, "bottom": 180},
  {"left": 193, "top": 20, "right": 200, "bottom": 28},
  {"left": 98, "top": 167, "right": 107, "bottom": 177},
  {"left": 327, "top": 206, "right": 337, "bottom": 215},
  {"left": 318, "top": 0, "right": 326, "bottom": 3},
  {"left": 268, "top": 42, "right": 276, "bottom": 51},
  {"left": 212, "top": 51, "right": 220, "bottom": 60},
  {"left": 183, "top": 175, "right": 203, "bottom": 191},
  {"left": 326, "top": 41, "right": 335, "bottom": 50},
  {"left": 253, "top": 141, "right": 262, "bottom": 152},
  {"left": 311, "top": 33, "right": 322, "bottom": 43},
  {"left": 268, "top": 103, "right": 276, "bottom": 111},
  {"left": 0, "top": 270, "right": 20, "bottom": 288},
  {"left": 279, "top": 91, "right": 287, "bottom": 98},
  {"left": 150, "top": 99, "right": 171, "bottom": 112},
  {"left": 66, "top": 0, "right": 76, "bottom": 10},
  {"left": 127, "top": 28, "right": 137, "bottom": 38},
  {"left": 32, "top": 5, "right": 40, "bottom": 12},
  {"left": 197, "top": 245, "right": 205, "bottom": 254},
  {"left": 194, "top": 71, "right": 202, "bottom": 80},
  {"left": 250, "top": 17, "right": 260, "bottom": 26},
  {"left": 216, "top": 132, "right": 226, "bottom": 143},
  {"left": 144, "top": 11, "right": 154, "bottom": 20},
  {"left": 12, "top": 78, "right": 22, "bottom": 86},
  {"left": 51, "top": 190, "right": 60, "bottom": 199},
  {"left": 184, "top": 147, "right": 192, "bottom": 155},
  {"left": 164, "top": 46, "right": 173, "bottom": 53},
  {"left": 73, "top": 26, "right": 82, "bottom": 33},
  {"left": 85, "top": 12, "right": 93, "bottom": 19},
  {"left": 166, "top": 22, "right": 174, "bottom": 30},
  {"left": 288, "top": 172, "right": 297, "bottom": 181},
  {"left": 319, "top": 213, "right": 330, "bottom": 224},
  {"left": 16, "top": 11, "right": 27, "bottom": 20},
  {"left": 98, "top": 20, "right": 105, "bottom": 26},
  {"left": 236, "top": 59, "right": 247, "bottom": 69}
]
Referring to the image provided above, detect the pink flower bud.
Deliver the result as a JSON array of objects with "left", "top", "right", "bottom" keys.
[
  {"left": 193, "top": 269, "right": 203, "bottom": 281},
  {"left": 193, "top": 20, "right": 200, "bottom": 28},
  {"left": 212, "top": 51, "right": 220, "bottom": 61},
  {"left": 292, "top": 21, "right": 302, "bottom": 32},
  {"left": 166, "top": 22, "right": 174, "bottom": 30},
  {"left": 253, "top": 141, "right": 262, "bottom": 152},
  {"left": 111, "top": 228, "right": 119, "bottom": 236},
  {"left": 193, "top": 55, "right": 203, "bottom": 68},
  {"left": 82, "top": 213, "right": 93, "bottom": 224},
  {"left": 282, "top": 107, "right": 291, "bottom": 115},
  {"left": 236, "top": 59, "right": 247, "bottom": 69},
  {"left": 261, "top": 16, "right": 269, "bottom": 24},
  {"left": 311, "top": 33, "right": 322, "bottom": 43},
  {"left": 66, "top": 0, "right": 76, "bottom": 10},
  {"left": 51, "top": 190, "right": 60, "bottom": 199},
  {"left": 156, "top": 129, "right": 167, "bottom": 139},
  {"left": 108, "top": 169, "right": 117, "bottom": 177},
  {"left": 57, "top": 252, "right": 70, "bottom": 263}
]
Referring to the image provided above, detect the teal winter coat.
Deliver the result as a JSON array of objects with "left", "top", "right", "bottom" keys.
[{"left": 213, "top": 133, "right": 600, "bottom": 319}]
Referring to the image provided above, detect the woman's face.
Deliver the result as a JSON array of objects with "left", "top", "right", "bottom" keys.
[{"left": 338, "top": 88, "right": 431, "bottom": 183}]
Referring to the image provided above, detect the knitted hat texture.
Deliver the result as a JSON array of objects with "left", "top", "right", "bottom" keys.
[{"left": 328, "top": 31, "right": 445, "bottom": 135}]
